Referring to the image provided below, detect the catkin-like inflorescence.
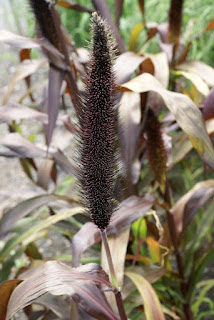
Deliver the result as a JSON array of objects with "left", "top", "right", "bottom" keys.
[
  {"left": 145, "top": 109, "right": 167, "bottom": 190},
  {"left": 79, "top": 12, "right": 116, "bottom": 230},
  {"left": 29, "top": 0, "right": 61, "bottom": 51}
]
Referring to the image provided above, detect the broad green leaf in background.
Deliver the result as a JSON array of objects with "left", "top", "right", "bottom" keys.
[
  {"left": 125, "top": 271, "right": 166, "bottom": 320},
  {"left": 120, "top": 73, "right": 214, "bottom": 172}
]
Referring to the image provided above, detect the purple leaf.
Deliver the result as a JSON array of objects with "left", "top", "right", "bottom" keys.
[
  {"left": 6, "top": 261, "right": 119, "bottom": 320},
  {"left": 72, "top": 195, "right": 154, "bottom": 267},
  {"left": 46, "top": 66, "right": 65, "bottom": 146}
]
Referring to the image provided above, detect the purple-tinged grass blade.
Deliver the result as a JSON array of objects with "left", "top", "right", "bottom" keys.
[
  {"left": 72, "top": 195, "right": 154, "bottom": 267},
  {"left": 0, "top": 133, "right": 77, "bottom": 176},
  {"left": 2, "top": 59, "right": 48, "bottom": 105},
  {"left": 120, "top": 72, "right": 214, "bottom": 172},
  {"left": 46, "top": 66, "right": 65, "bottom": 147},
  {"left": 203, "top": 86, "right": 214, "bottom": 121},
  {"left": 6, "top": 261, "right": 119, "bottom": 320},
  {"left": 92, "top": 0, "right": 126, "bottom": 53},
  {"left": 57, "top": 0, "right": 93, "bottom": 13},
  {"left": 171, "top": 180, "right": 214, "bottom": 238},
  {"left": 0, "top": 103, "right": 48, "bottom": 124},
  {"left": 114, "top": 0, "right": 124, "bottom": 28},
  {"left": 0, "top": 193, "right": 79, "bottom": 239}
]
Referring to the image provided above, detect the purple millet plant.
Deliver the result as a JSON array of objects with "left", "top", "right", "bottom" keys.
[{"left": 80, "top": 12, "right": 117, "bottom": 230}]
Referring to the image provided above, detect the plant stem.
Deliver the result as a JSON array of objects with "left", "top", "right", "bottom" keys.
[
  {"left": 100, "top": 229, "right": 128, "bottom": 320},
  {"left": 164, "top": 181, "right": 193, "bottom": 320}
]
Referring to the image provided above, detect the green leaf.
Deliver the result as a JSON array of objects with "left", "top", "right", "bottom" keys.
[
  {"left": 129, "top": 23, "right": 144, "bottom": 51},
  {"left": 125, "top": 271, "right": 166, "bottom": 320}
]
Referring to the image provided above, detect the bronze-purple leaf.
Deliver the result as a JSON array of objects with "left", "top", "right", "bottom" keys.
[
  {"left": 6, "top": 261, "right": 119, "bottom": 320},
  {"left": 72, "top": 195, "right": 154, "bottom": 267}
]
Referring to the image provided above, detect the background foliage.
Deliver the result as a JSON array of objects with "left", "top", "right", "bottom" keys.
[{"left": 0, "top": 0, "right": 214, "bottom": 319}]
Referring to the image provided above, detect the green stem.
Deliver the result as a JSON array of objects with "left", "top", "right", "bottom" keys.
[{"left": 100, "top": 229, "right": 128, "bottom": 320}]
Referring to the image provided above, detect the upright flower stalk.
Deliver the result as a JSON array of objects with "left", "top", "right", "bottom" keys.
[
  {"left": 79, "top": 12, "right": 127, "bottom": 320},
  {"left": 80, "top": 12, "right": 116, "bottom": 231}
]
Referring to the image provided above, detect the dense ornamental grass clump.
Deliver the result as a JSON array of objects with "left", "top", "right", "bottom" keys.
[{"left": 79, "top": 12, "right": 116, "bottom": 230}]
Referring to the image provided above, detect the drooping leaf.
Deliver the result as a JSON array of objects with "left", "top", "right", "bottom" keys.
[
  {"left": 72, "top": 196, "right": 154, "bottom": 267},
  {"left": 125, "top": 271, "right": 166, "bottom": 320},
  {"left": 172, "top": 70, "right": 209, "bottom": 96},
  {"left": 0, "top": 206, "right": 83, "bottom": 262},
  {"left": 120, "top": 72, "right": 214, "bottom": 172},
  {"left": 57, "top": 0, "right": 92, "bottom": 13},
  {"left": 6, "top": 261, "right": 119, "bottom": 320},
  {"left": 0, "top": 280, "right": 22, "bottom": 319},
  {"left": 176, "top": 61, "right": 214, "bottom": 87},
  {"left": 0, "top": 103, "right": 48, "bottom": 124},
  {"left": 0, "top": 133, "right": 47, "bottom": 158},
  {"left": 115, "top": 52, "right": 146, "bottom": 84},
  {"left": 2, "top": 59, "right": 48, "bottom": 104},
  {"left": 0, "top": 30, "right": 65, "bottom": 70},
  {"left": 0, "top": 193, "right": 79, "bottom": 239},
  {"left": 0, "top": 133, "right": 77, "bottom": 175},
  {"left": 171, "top": 180, "right": 214, "bottom": 237}
]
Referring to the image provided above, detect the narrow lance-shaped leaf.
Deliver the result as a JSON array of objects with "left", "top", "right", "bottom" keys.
[{"left": 125, "top": 271, "right": 166, "bottom": 320}]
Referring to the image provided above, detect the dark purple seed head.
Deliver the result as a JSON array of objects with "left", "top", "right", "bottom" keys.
[
  {"left": 79, "top": 12, "right": 117, "bottom": 230},
  {"left": 28, "top": 0, "right": 61, "bottom": 51},
  {"left": 145, "top": 109, "right": 167, "bottom": 190}
]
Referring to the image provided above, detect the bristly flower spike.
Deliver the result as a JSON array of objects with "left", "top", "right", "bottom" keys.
[
  {"left": 79, "top": 12, "right": 117, "bottom": 230},
  {"left": 29, "top": 0, "right": 61, "bottom": 51}
]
